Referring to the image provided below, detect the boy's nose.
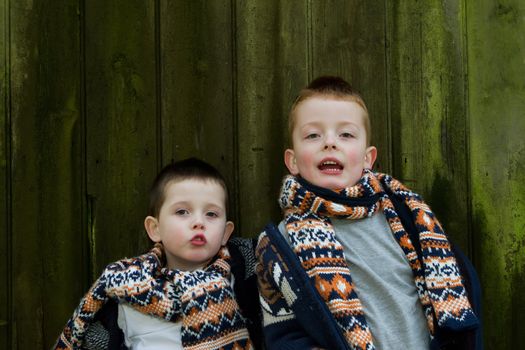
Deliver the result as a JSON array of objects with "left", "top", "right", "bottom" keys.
[
  {"left": 192, "top": 217, "right": 205, "bottom": 230},
  {"left": 324, "top": 134, "right": 337, "bottom": 149},
  {"left": 324, "top": 138, "right": 337, "bottom": 150}
]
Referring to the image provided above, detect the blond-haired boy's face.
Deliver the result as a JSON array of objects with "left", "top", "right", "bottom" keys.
[{"left": 285, "top": 97, "right": 376, "bottom": 190}]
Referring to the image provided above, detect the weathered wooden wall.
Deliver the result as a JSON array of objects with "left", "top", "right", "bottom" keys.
[
  {"left": 467, "top": 1, "right": 525, "bottom": 348},
  {"left": 1, "top": 0, "right": 523, "bottom": 349}
]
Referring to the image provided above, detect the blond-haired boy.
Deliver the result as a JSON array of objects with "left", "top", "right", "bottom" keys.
[{"left": 256, "top": 77, "right": 481, "bottom": 350}]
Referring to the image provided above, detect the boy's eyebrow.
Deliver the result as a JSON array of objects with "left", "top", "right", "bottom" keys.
[
  {"left": 299, "top": 121, "right": 360, "bottom": 129},
  {"left": 204, "top": 203, "right": 226, "bottom": 211},
  {"left": 165, "top": 200, "right": 225, "bottom": 210}
]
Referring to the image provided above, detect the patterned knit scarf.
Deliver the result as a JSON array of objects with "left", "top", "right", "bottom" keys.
[
  {"left": 55, "top": 244, "right": 253, "bottom": 350},
  {"left": 280, "top": 170, "right": 479, "bottom": 350}
]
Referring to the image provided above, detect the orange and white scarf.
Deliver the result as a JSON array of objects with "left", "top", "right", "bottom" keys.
[
  {"left": 281, "top": 170, "right": 478, "bottom": 350},
  {"left": 54, "top": 244, "right": 253, "bottom": 350}
]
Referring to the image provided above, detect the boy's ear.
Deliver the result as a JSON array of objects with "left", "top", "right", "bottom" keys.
[
  {"left": 222, "top": 221, "right": 235, "bottom": 245},
  {"left": 284, "top": 149, "right": 300, "bottom": 175},
  {"left": 364, "top": 146, "right": 377, "bottom": 169},
  {"left": 144, "top": 216, "right": 161, "bottom": 242}
]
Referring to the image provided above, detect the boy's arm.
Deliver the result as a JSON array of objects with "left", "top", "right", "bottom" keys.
[
  {"left": 85, "top": 299, "right": 124, "bottom": 350},
  {"left": 227, "top": 237, "right": 264, "bottom": 349},
  {"left": 255, "top": 232, "right": 323, "bottom": 350}
]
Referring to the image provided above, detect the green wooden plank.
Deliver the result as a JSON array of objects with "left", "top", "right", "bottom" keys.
[
  {"left": 387, "top": 1, "right": 470, "bottom": 251},
  {"left": 466, "top": 0, "right": 525, "bottom": 347},
  {"left": 10, "top": 0, "right": 84, "bottom": 347},
  {"left": 159, "top": 0, "right": 238, "bottom": 223},
  {"left": 236, "top": 0, "right": 308, "bottom": 236},
  {"left": 85, "top": 1, "right": 158, "bottom": 276},
  {"left": 0, "top": 0, "right": 9, "bottom": 347},
  {"left": 10, "top": 3, "right": 42, "bottom": 346},
  {"left": 310, "top": 0, "right": 391, "bottom": 173}
]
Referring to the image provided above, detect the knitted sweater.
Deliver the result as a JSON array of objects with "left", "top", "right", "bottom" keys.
[
  {"left": 256, "top": 173, "right": 482, "bottom": 350},
  {"left": 56, "top": 237, "right": 263, "bottom": 350}
]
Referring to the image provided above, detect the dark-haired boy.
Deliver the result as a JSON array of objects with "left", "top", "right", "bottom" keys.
[
  {"left": 55, "top": 158, "right": 260, "bottom": 350},
  {"left": 256, "top": 77, "right": 482, "bottom": 350}
]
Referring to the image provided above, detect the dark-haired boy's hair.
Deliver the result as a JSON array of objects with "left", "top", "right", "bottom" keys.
[
  {"left": 148, "top": 157, "right": 228, "bottom": 217},
  {"left": 288, "top": 76, "right": 371, "bottom": 145}
]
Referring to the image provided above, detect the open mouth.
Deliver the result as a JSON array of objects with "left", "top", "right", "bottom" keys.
[
  {"left": 318, "top": 159, "right": 343, "bottom": 174},
  {"left": 190, "top": 234, "right": 207, "bottom": 246}
]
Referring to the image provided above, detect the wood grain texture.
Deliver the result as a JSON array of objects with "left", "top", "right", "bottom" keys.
[
  {"left": 387, "top": 0, "right": 470, "bottom": 251},
  {"left": 310, "top": 0, "right": 390, "bottom": 173},
  {"left": 466, "top": 0, "right": 525, "bottom": 348},
  {"left": 85, "top": 0, "right": 158, "bottom": 276},
  {"left": 236, "top": 0, "right": 308, "bottom": 236},
  {"left": 10, "top": 0, "right": 84, "bottom": 347},
  {"left": 0, "top": 0, "right": 9, "bottom": 347},
  {"left": 160, "top": 0, "right": 237, "bottom": 222}
]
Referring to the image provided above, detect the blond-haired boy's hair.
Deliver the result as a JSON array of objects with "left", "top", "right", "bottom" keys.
[{"left": 288, "top": 76, "right": 371, "bottom": 146}]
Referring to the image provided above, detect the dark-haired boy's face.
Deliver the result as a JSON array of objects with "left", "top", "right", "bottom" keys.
[
  {"left": 285, "top": 97, "right": 376, "bottom": 190},
  {"left": 145, "top": 179, "right": 233, "bottom": 270}
]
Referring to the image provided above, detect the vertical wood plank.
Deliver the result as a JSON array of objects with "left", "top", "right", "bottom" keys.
[
  {"left": 310, "top": 0, "right": 390, "bottom": 173},
  {"left": 160, "top": 0, "right": 237, "bottom": 221},
  {"left": 466, "top": 1, "right": 525, "bottom": 347},
  {"left": 85, "top": 1, "right": 158, "bottom": 275},
  {"left": 10, "top": 3, "right": 41, "bottom": 346},
  {"left": 10, "top": 0, "right": 84, "bottom": 347},
  {"left": 0, "top": 0, "right": 9, "bottom": 347},
  {"left": 387, "top": 1, "right": 470, "bottom": 250},
  {"left": 236, "top": 0, "right": 308, "bottom": 235}
]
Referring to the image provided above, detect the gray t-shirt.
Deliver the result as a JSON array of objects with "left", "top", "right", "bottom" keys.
[{"left": 279, "top": 211, "right": 430, "bottom": 350}]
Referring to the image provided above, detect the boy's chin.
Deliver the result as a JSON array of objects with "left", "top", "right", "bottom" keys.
[
  {"left": 315, "top": 179, "right": 357, "bottom": 191},
  {"left": 313, "top": 178, "right": 360, "bottom": 191}
]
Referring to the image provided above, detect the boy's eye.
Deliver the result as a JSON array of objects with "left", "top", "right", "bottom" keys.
[
  {"left": 305, "top": 133, "right": 319, "bottom": 140},
  {"left": 206, "top": 211, "right": 219, "bottom": 218},
  {"left": 175, "top": 209, "right": 189, "bottom": 215},
  {"left": 340, "top": 132, "right": 354, "bottom": 138}
]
